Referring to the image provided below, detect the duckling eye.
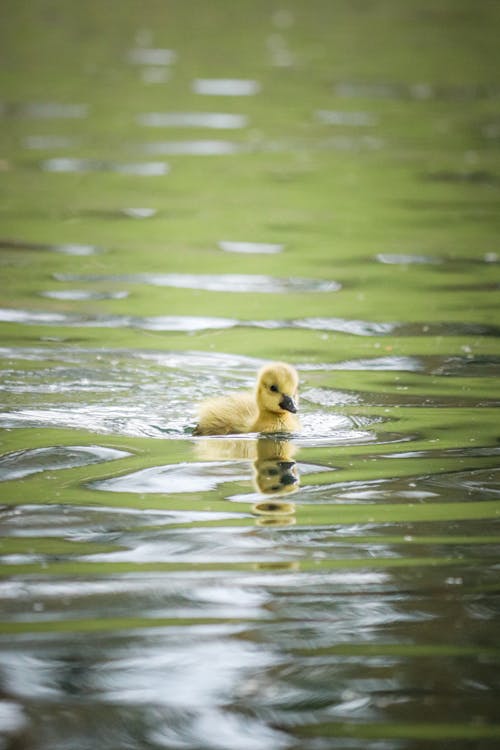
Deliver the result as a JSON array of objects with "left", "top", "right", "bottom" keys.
[{"left": 269, "top": 384, "right": 279, "bottom": 393}]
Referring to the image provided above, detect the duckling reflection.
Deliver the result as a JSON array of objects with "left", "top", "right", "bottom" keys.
[
  {"left": 254, "top": 437, "right": 299, "bottom": 497},
  {"left": 193, "top": 436, "right": 300, "bottom": 496},
  {"left": 254, "top": 515, "right": 296, "bottom": 527},
  {"left": 253, "top": 459, "right": 298, "bottom": 493}
]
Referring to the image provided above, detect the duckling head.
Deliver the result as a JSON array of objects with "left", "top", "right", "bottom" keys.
[
  {"left": 255, "top": 362, "right": 299, "bottom": 415},
  {"left": 253, "top": 457, "right": 299, "bottom": 495}
]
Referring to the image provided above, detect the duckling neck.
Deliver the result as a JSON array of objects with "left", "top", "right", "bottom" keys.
[{"left": 252, "top": 407, "right": 295, "bottom": 433}]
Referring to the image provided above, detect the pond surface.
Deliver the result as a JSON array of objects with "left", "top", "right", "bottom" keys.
[{"left": 1, "top": 1, "right": 500, "bottom": 748}]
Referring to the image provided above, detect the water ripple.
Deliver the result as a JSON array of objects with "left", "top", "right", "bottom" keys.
[
  {"left": 290, "top": 317, "right": 396, "bottom": 335},
  {"left": 73, "top": 208, "right": 158, "bottom": 221},
  {"left": 41, "top": 158, "right": 170, "bottom": 175},
  {"left": 0, "top": 239, "right": 101, "bottom": 255},
  {"left": 0, "top": 445, "right": 130, "bottom": 482},
  {"left": 424, "top": 170, "right": 499, "bottom": 186},
  {"left": 0, "top": 308, "right": 76, "bottom": 325},
  {"left": 4, "top": 307, "right": 496, "bottom": 339},
  {"left": 302, "top": 387, "right": 360, "bottom": 406},
  {"left": 0, "top": 308, "right": 237, "bottom": 330},
  {"left": 0, "top": 101, "right": 88, "bottom": 118},
  {"left": 315, "top": 110, "right": 378, "bottom": 126},
  {"left": 137, "top": 112, "right": 248, "bottom": 129},
  {"left": 142, "top": 140, "right": 242, "bottom": 155},
  {"left": 53, "top": 273, "right": 340, "bottom": 293},
  {"left": 127, "top": 48, "right": 177, "bottom": 65},
  {"left": 91, "top": 461, "right": 249, "bottom": 494},
  {"left": 218, "top": 241, "right": 283, "bottom": 254},
  {"left": 22, "top": 135, "right": 81, "bottom": 150},
  {"left": 319, "top": 134, "right": 383, "bottom": 151},
  {"left": 137, "top": 316, "right": 238, "bottom": 332},
  {"left": 376, "top": 253, "right": 442, "bottom": 265},
  {"left": 334, "top": 80, "right": 500, "bottom": 101},
  {"left": 120, "top": 207, "right": 157, "bottom": 219},
  {"left": 377, "top": 252, "right": 499, "bottom": 267},
  {"left": 301, "top": 356, "right": 424, "bottom": 372},
  {"left": 192, "top": 79, "right": 261, "bottom": 96},
  {"left": 140, "top": 68, "right": 171, "bottom": 84},
  {"left": 40, "top": 290, "right": 129, "bottom": 301},
  {"left": 0, "top": 405, "right": 182, "bottom": 437}
]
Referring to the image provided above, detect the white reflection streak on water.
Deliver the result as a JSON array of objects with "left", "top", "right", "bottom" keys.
[
  {"left": 120, "top": 207, "right": 157, "bottom": 218},
  {"left": 127, "top": 48, "right": 177, "bottom": 65},
  {"left": 41, "top": 158, "right": 170, "bottom": 175},
  {"left": 41, "top": 290, "right": 129, "bottom": 301},
  {"left": 137, "top": 112, "right": 248, "bottom": 128},
  {"left": 315, "top": 109, "right": 378, "bottom": 126},
  {"left": 142, "top": 140, "right": 242, "bottom": 155},
  {"left": 0, "top": 307, "right": 407, "bottom": 336},
  {"left": 23, "top": 135, "right": 81, "bottom": 149},
  {"left": 218, "top": 241, "right": 283, "bottom": 254},
  {"left": 192, "top": 79, "right": 261, "bottom": 96},
  {"left": 52, "top": 272, "right": 341, "bottom": 293}
]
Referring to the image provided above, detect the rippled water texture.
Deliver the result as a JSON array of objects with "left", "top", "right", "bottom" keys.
[{"left": 1, "top": 2, "right": 500, "bottom": 749}]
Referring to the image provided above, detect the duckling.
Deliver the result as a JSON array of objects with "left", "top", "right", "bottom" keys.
[{"left": 193, "top": 362, "right": 300, "bottom": 435}]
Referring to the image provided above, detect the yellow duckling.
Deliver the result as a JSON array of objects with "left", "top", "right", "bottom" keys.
[{"left": 193, "top": 362, "right": 300, "bottom": 435}]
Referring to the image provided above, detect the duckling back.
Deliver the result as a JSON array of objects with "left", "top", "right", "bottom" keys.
[{"left": 194, "top": 391, "right": 257, "bottom": 435}]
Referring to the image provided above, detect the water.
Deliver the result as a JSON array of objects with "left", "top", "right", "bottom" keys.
[{"left": 1, "top": 1, "right": 500, "bottom": 748}]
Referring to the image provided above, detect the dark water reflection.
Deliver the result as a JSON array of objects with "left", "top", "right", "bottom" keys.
[
  {"left": 1, "top": 0, "right": 500, "bottom": 748},
  {"left": 0, "top": 239, "right": 101, "bottom": 255}
]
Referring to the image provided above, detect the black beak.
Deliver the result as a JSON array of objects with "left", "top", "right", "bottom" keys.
[
  {"left": 279, "top": 395, "right": 297, "bottom": 413},
  {"left": 281, "top": 472, "right": 298, "bottom": 487}
]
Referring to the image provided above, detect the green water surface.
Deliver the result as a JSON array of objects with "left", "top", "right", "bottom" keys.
[{"left": 1, "top": 1, "right": 500, "bottom": 748}]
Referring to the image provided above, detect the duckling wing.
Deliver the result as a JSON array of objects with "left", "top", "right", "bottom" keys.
[{"left": 194, "top": 390, "right": 257, "bottom": 435}]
